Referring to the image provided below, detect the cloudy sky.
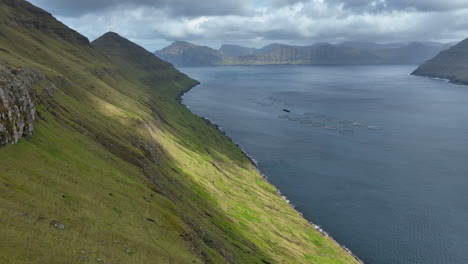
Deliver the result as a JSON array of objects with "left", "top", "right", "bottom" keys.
[{"left": 29, "top": 0, "right": 468, "bottom": 51}]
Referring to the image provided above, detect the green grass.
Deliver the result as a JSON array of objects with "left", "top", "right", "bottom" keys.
[
  {"left": 0, "top": 1, "right": 360, "bottom": 263},
  {"left": 413, "top": 38, "right": 468, "bottom": 84}
]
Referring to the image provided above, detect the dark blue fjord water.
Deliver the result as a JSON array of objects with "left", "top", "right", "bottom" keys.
[{"left": 180, "top": 65, "right": 468, "bottom": 264}]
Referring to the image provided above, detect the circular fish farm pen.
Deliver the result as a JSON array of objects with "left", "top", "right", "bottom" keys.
[
  {"left": 277, "top": 110, "right": 379, "bottom": 134},
  {"left": 339, "top": 130, "right": 354, "bottom": 135},
  {"left": 352, "top": 122, "right": 365, "bottom": 127},
  {"left": 311, "top": 122, "right": 326, "bottom": 127},
  {"left": 367, "top": 126, "right": 382, "bottom": 130}
]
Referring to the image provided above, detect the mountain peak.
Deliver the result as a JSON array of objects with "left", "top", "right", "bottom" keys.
[
  {"left": 92, "top": 31, "right": 177, "bottom": 79},
  {"left": 92, "top": 32, "right": 150, "bottom": 54},
  {"left": 100, "top": 31, "right": 122, "bottom": 39},
  {"left": 173, "top": 40, "right": 194, "bottom": 45},
  {"left": 155, "top": 41, "right": 224, "bottom": 66},
  {"left": 93, "top": 32, "right": 131, "bottom": 45},
  {"left": 161, "top": 40, "right": 197, "bottom": 50}
]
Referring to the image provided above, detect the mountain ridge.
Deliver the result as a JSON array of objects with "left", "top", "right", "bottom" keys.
[
  {"left": 155, "top": 41, "right": 224, "bottom": 67},
  {"left": 155, "top": 40, "right": 453, "bottom": 67},
  {"left": 0, "top": 0, "right": 90, "bottom": 46}
]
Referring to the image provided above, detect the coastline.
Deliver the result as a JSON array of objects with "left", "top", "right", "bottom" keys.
[
  {"left": 411, "top": 72, "right": 468, "bottom": 86},
  {"left": 178, "top": 81, "right": 364, "bottom": 264}
]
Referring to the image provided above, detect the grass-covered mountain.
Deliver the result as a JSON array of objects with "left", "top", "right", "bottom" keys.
[
  {"left": 412, "top": 38, "right": 468, "bottom": 84},
  {"left": 0, "top": 1, "right": 360, "bottom": 263},
  {"left": 154, "top": 40, "right": 452, "bottom": 67}
]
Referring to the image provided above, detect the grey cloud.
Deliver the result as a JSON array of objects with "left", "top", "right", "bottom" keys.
[
  {"left": 386, "top": 0, "right": 468, "bottom": 11},
  {"left": 28, "top": 0, "right": 468, "bottom": 51},
  {"left": 31, "top": 0, "right": 249, "bottom": 17},
  {"left": 327, "top": 0, "right": 468, "bottom": 12},
  {"left": 268, "top": 0, "right": 305, "bottom": 7},
  {"left": 30, "top": 0, "right": 301, "bottom": 17}
]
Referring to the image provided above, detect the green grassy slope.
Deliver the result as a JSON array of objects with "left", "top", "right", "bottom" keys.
[
  {"left": 412, "top": 38, "right": 468, "bottom": 84},
  {"left": 0, "top": 1, "right": 360, "bottom": 263}
]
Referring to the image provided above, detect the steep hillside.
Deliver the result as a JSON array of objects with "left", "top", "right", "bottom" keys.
[
  {"left": 155, "top": 40, "right": 451, "bottom": 66},
  {"left": 370, "top": 42, "right": 451, "bottom": 64},
  {"left": 311, "top": 44, "right": 381, "bottom": 64},
  {"left": 412, "top": 38, "right": 468, "bottom": 84},
  {"left": 219, "top": 44, "right": 256, "bottom": 56},
  {"left": 0, "top": 1, "right": 359, "bottom": 264},
  {"left": 154, "top": 41, "right": 224, "bottom": 67}
]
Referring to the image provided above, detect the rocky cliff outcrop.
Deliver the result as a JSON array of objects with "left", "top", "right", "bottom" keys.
[{"left": 0, "top": 66, "right": 55, "bottom": 146}]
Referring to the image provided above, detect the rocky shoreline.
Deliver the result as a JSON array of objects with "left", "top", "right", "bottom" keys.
[
  {"left": 178, "top": 82, "right": 364, "bottom": 264},
  {"left": 411, "top": 72, "right": 468, "bottom": 86}
]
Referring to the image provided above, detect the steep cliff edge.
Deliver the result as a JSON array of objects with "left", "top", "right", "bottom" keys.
[
  {"left": 412, "top": 38, "right": 468, "bottom": 84},
  {"left": 155, "top": 40, "right": 451, "bottom": 66},
  {"left": 0, "top": 66, "right": 55, "bottom": 146}
]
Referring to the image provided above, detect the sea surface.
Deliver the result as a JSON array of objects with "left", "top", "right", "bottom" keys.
[{"left": 180, "top": 65, "right": 468, "bottom": 264}]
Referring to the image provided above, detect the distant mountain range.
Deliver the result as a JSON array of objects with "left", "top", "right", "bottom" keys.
[
  {"left": 412, "top": 38, "right": 468, "bottom": 85},
  {"left": 154, "top": 41, "right": 453, "bottom": 67}
]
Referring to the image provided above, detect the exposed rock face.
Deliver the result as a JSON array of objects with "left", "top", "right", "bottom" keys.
[{"left": 0, "top": 66, "right": 52, "bottom": 146}]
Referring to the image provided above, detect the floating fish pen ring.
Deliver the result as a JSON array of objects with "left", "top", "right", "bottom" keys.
[
  {"left": 303, "top": 112, "right": 315, "bottom": 116},
  {"left": 367, "top": 126, "right": 382, "bottom": 130},
  {"left": 339, "top": 130, "right": 354, "bottom": 135},
  {"left": 300, "top": 120, "right": 313, "bottom": 124},
  {"left": 288, "top": 117, "right": 301, "bottom": 121},
  {"left": 352, "top": 123, "right": 365, "bottom": 127},
  {"left": 311, "top": 122, "right": 326, "bottom": 127},
  {"left": 278, "top": 115, "right": 290, "bottom": 119}
]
